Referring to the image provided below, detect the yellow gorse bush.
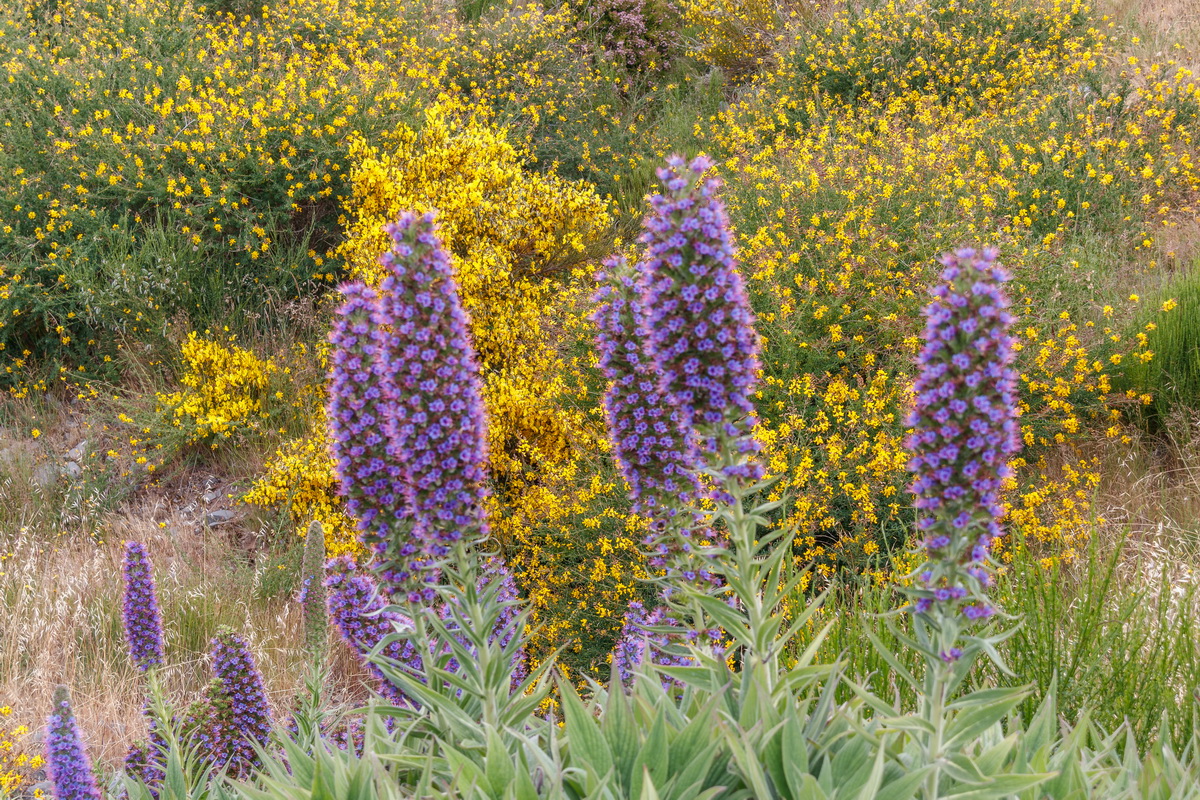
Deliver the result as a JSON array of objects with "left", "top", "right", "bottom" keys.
[
  {"left": 157, "top": 330, "right": 276, "bottom": 445},
  {"left": 0, "top": 705, "right": 43, "bottom": 794}
]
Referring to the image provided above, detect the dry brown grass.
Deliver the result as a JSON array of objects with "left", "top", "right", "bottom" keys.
[
  {"left": 0, "top": 497, "right": 370, "bottom": 772},
  {"left": 1100, "top": 0, "right": 1200, "bottom": 71}
]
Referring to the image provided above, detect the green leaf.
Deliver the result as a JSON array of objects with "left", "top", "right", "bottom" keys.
[
  {"left": 940, "top": 773, "right": 1054, "bottom": 800},
  {"left": 603, "top": 685, "right": 640, "bottom": 794},
  {"left": 864, "top": 628, "right": 921, "bottom": 691},
  {"left": 484, "top": 726, "right": 515, "bottom": 796},
  {"left": 630, "top": 711, "right": 670, "bottom": 800},
  {"left": 943, "top": 686, "right": 1029, "bottom": 750},
  {"left": 874, "top": 764, "right": 931, "bottom": 800},
  {"left": 560, "top": 680, "right": 614, "bottom": 780}
]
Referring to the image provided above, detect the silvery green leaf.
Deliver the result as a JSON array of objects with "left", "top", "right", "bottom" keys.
[{"left": 943, "top": 773, "right": 1055, "bottom": 800}]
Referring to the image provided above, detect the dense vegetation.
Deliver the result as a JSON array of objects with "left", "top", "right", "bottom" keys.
[{"left": 2, "top": 0, "right": 1200, "bottom": 796}]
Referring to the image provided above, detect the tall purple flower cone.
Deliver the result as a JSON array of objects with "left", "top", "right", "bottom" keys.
[
  {"left": 374, "top": 213, "right": 490, "bottom": 562},
  {"left": 45, "top": 685, "right": 102, "bottom": 800},
  {"left": 327, "top": 282, "right": 420, "bottom": 590},
  {"left": 639, "top": 154, "right": 763, "bottom": 483},
  {"left": 209, "top": 629, "right": 272, "bottom": 774},
  {"left": 122, "top": 541, "right": 164, "bottom": 672},
  {"left": 592, "top": 255, "right": 701, "bottom": 526},
  {"left": 906, "top": 247, "right": 1021, "bottom": 626},
  {"left": 327, "top": 210, "right": 490, "bottom": 601}
]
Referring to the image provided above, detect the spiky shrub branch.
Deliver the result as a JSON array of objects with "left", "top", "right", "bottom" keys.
[{"left": 45, "top": 686, "right": 102, "bottom": 800}]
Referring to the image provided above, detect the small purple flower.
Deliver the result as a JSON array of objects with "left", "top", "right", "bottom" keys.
[
  {"left": 480, "top": 557, "right": 528, "bottom": 686},
  {"left": 45, "top": 686, "right": 102, "bottom": 800},
  {"left": 639, "top": 155, "right": 763, "bottom": 482},
  {"left": 122, "top": 541, "right": 164, "bottom": 672},
  {"left": 209, "top": 629, "right": 272, "bottom": 774}
]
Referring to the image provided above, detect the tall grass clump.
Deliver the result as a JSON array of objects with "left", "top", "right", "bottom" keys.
[{"left": 1118, "top": 266, "right": 1200, "bottom": 425}]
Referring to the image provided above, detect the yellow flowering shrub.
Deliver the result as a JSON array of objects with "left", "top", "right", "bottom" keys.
[
  {"left": 679, "top": 0, "right": 794, "bottom": 78},
  {"left": 243, "top": 407, "right": 358, "bottom": 555},
  {"left": 0, "top": 705, "right": 43, "bottom": 794},
  {"left": 692, "top": 0, "right": 1200, "bottom": 568},
  {"left": 156, "top": 331, "right": 276, "bottom": 446}
]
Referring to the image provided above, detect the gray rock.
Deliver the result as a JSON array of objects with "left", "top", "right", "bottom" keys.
[
  {"left": 205, "top": 509, "right": 236, "bottom": 526},
  {"left": 66, "top": 439, "right": 87, "bottom": 461},
  {"left": 202, "top": 489, "right": 222, "bottom": 504},
  {"left": 64, "top": 460, "right": 83, "bottom": 478},
  {"left": 32, "top": 462, "right": 57, "bottom": 488}
]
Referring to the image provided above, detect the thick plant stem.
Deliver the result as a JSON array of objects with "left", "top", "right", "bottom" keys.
[
  {"left": 924, "top": 664, "right": 948, "bottom": 800},
  {"left": 714, "top": 431, "right": 778, "bottom": 694}
]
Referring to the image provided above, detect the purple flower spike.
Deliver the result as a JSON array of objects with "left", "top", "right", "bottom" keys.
[
  {"left": 906, "top": 247, "right": 1021, "bottom": 618},
  {"left": 639, "top": 155, "right": 763, "bottom": 481},
  {"left": 325, "top": 556, "right": 422, "bottom": 706},
  {"left": 209, "top": 629, "right": 273, "bottom": 774},
  {"left": 612, "top": 602, "right": 695, "bottom": 690},
  {"left": 327, "top": 282, "right": 420, "bottom": 591},
  {"left": 122, "top": 541, "right": 164, "bottom": 672},
  {"left": 480, "top": 557, "right": 528, "bottom": 686},
  {"left": 592, "top": 256, "right": 701, "bottom": 525},
  {"left": 327, "top": 210, "right": 490, "bottom": 600},
  {"left": 45, "top": 686, "right": 102, "bottom": 800},
  {"left": 374, "top": 211, "right": 490, "bottom": 577}
]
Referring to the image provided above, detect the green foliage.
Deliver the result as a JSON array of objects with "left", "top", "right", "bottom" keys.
[{"left": 1120, "top": 266, "right": 1200, "bottom": 423}]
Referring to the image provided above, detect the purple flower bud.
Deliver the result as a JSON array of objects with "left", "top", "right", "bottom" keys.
[
  {"left": 122, "top": 541, "right": 164, "bottom": 672},
  {"left": 45, "top": 686, "right": 102, "bottom": 800}
]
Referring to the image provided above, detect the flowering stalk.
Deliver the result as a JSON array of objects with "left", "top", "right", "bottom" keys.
[
  {"left": 298, "top": 520, "right": 328, "bottom": 656},
  {"left": 122, "top": 541, "right": 164, "bottom": 672},
  {"left": 902, "top": 247, "right": 1022, "bottom": 798},
  {"left": 324, "top": 210, "right": 538, "bottom": 730},
  {"left": 328, "top": 210, "right": 489, "bottom": 602},
  {"left": 639, "top": 155, "right": 763, "bottom": 486},
  {"left": 599, "top": 156, "right": 793, "bottom": 692},
  {"left": 591, "top": 256, "right": 705, "bottom": 578},
  {"left": 45, "top": 686, "right": 102, "bottom": 800},
  {"left": 209, "top": 628, "right": 273, "bottom": 775},
  {"left": 327, "top": 282, "right": 422, "bottom": 593},
  {"left": 373, "top": 212, "right": 490, "bottom": 563}
]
